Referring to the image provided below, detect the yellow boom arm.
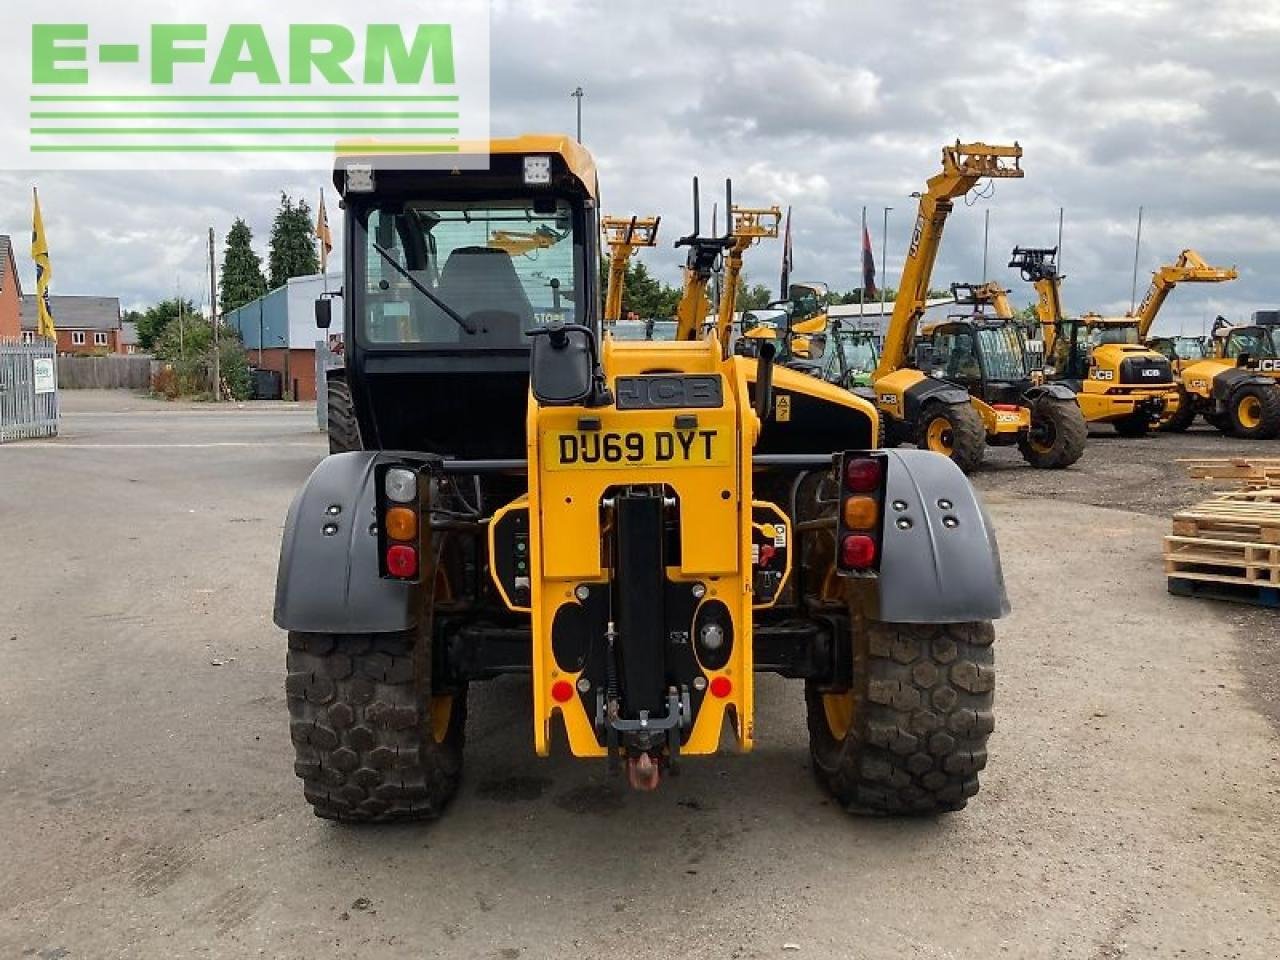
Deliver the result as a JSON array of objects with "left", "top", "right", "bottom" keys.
[
  {"left": 1133, "top": 249, "right": 1238, "bottom": 339},
  {"left": 602, "top": 216, "right": 660, "bottom": 324},
  {"left": 873, "top": 142, "right": 1024, "bottom": 381},
  {"left": 715, "top": 205, "right": 781, "bottom": 351}
]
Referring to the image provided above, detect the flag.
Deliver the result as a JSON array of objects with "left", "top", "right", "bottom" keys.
[
  {"left": 316, "top": 189, "right": 333, "bottom": 273},
  {"left": 862, "top": 224, "right": 877, "bottom": 301},
  {"left": 31, "top": 187, "right": 55, "bottom": 339},
  {"left": 780, "top": 206, "right": 793, "bottom": 299}
]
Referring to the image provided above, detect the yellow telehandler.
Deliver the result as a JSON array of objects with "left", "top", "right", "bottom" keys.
[
  {"left": 873, "top": 142, "right": 1084, "bottom": 473},
  {"left": 275, "top": 136, "right": 1008, "bottom": 819}
]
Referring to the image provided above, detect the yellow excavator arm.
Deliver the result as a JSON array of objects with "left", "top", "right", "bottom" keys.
[
  {"left": 1009, "top": 247, "right": 1066, "bottom": 354},
  {"left": 1133, "top": 249, "right": 1238, "bottom": 339},
  {"left": 602, "top": 216, "right": 660, "bottom": 325},
  {"left": 873, "top": 142, "right": 1024, "bottom": 381}
]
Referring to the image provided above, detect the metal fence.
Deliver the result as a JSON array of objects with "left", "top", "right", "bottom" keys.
[
  {"left": 0, "top": 339, "right": 59, "bottom": 443},
  {"left": 315, "top": 339, "right": 342, "bottom": 431}
]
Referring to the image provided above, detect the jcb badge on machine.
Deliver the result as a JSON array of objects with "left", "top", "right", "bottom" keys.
[{"left": 545, "top": 428, "right": 730, "bottom": 470}]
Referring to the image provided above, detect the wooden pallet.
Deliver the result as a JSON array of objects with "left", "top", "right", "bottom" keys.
[
  {"left": 1164, "top": 490, "right": 1280, "bottom": 601},
  {"left": 1178, "top": 458, "right": 1280, "bottom": 488}
]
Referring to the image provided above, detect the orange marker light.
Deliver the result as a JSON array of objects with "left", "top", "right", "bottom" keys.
[
  {"left": 842, "top": 495, "right": 878, "bottom": 530},
  {"left": 385, "top": 506, "right": 418, "bottom": 541}
]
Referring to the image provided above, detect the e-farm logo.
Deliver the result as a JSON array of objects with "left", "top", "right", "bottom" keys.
[{"left": 4, "top": 2, "right": 490, "bottom": 171}]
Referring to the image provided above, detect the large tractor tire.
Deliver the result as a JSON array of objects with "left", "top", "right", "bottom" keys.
[
  {"left": 1018, "top": 397, "right": 1086, "bottom": 469},
  {"left": 1157, "top": 388, "right": 1197, "bottom": 433},
  {"left": 1113, "top": 413, "right": 1150, "bottom": 438},
  {"left": 806, "top": 618, "right": 996, "bottom": 815},
  {"left": 916, "top": 401, "right": 985, "bottom": 474},
  {"left": 287, "top": 631, "right": 465, "bottom": 822},
  {"left": 326, "top": 378, "right": 362, "bottom": 454},
  {"left": 1228, "top": 385, "right": 1280, "bottom": 440}
]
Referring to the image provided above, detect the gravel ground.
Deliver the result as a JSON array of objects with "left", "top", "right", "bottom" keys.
[{"left": 1, "top": 393, "right": 1277, "bottom": 959}]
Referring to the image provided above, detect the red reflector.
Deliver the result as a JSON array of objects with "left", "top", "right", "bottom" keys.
[
  {"left": 386, "top": 544, "right": 418, "bottom": 578},
  {"left": 840, "top": 534, "right": 877, "bottom": 569},
  {"left": 709, "top": 675, "right": 733, "bottom": 698},
  {"left": 551, "top": 680, "right": 575, "bottom": 703},
  {"left": 992, "top": 403, "right": 1020, "bottom": 411},
  {"left": 843, "top": 457, "right": 882, "bottom": 493}
]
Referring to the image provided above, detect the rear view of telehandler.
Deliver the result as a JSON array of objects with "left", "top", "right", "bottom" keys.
[{"left": 275, "top": 137, "right": 1007, "bottom": 822}]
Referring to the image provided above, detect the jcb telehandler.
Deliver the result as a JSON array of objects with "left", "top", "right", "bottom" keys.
[
  {"left": 1013, "top": 246, "right": 1179, "bottom": 437},
  {"left": 1164, "top": 317, "right": 1280, "bottom": 436},
  {"left": 276, "top": 136, "right": 1007, "bottom": 821},
  {"left": 1133, "top": 253, "right": 1280, "bottom": 438},
  {"left": 872, "top": 143, "right": 1083, "bottom": 473}
]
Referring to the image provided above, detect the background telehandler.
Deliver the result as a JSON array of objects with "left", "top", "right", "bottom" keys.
[
  {"left": 275, "top": 136, "right": 1008, "bottom": 820},
  {"left": 1012, "top": 246, "right": 1178, "bottom": 436},
  {"left": 602, "top": 215, "right": 660, "bottom": 325},
  {"left": 872, "top": 143, "right": 1083, "bottom": 472}
]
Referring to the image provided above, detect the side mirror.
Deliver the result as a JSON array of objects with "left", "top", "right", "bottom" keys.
[
  {"left": 315, "top": 298, "right": 333, "bottom": 330},
  {"left": 527, "top": 323, "right": 606, "bottom": 406}
]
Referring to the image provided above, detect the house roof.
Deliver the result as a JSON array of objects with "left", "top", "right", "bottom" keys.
[
  {"left": 120, "top": 320, "right": 140, "bottom": 345},
  {"left": 0, "top": 236, "right": 20, "bottom": 297},
  {"left": 20, "top": 294, "right": 121, "bottom": 330}
]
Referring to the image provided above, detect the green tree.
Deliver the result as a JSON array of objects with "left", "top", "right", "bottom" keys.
[
  {"left": 220, "top": 218, "right": 267, "bottom": 313},
  {"left": 135, "top": 297, "right": 199, "bottom": 351},
  {"left": 734, "top": 277, "right": 773, "bottom": 311},
  {"left": 600, "top": 257, "right": 683, "bottom": 319},
  {"left": 268, "top": 193, "right": 319, "bottom": 290},
  {"left": 152, "top": 315, "right": 251, "bottom": 400}
]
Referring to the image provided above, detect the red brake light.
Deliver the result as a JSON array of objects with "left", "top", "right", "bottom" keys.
[
  {"left": 386, "top": 544, "right": 418, "bottom": 578},
  {"left": 709, "top": 675, "right": 733, "bottom": 698},
  {"left": 840, "top": 534, "right": 877, "bottom": 569},
  {"left": 551, "top": 680, "right": 575, "bottom": 704},
  {"left": 843, "top": 457, "right": 882, "bottom": 493}
]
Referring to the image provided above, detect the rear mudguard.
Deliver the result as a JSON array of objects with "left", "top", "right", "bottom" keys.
[
  {"left": 874, "top": 448, "right": 1009, "bottom": 623},
  {"left": 1212, "top": 367, "right": 1274, "bottom": 404},
  {"left": 903, "top": 376, "right": 972, "bottom": 420},
  {"left": 274, "top": 451, "right": 420, "bottom": 634},
  {"left": 1024, "top": 382, "right": 1077, "bottom": 403}
]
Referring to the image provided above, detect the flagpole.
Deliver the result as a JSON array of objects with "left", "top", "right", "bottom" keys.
[
  {"left": 209, "top": 227, "right": 219, "bottom": 401},
  {"left": 880, "top": 206, "right": 891, "bottom": 323},
  {"left": 860, "top": 206, "right": 866, "bottom": 320}
]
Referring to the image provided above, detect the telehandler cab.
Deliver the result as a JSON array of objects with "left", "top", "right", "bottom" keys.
[{"left": 276, "top": 136, "right": 1007, "bottom": 821}]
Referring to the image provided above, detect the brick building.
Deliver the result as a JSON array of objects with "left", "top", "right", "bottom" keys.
[
  {"left": 20, "top": 295, "right": 123, "bottom": 354},
  {"left": 0, "top": 236, "right": 21, "bottom": 340}
]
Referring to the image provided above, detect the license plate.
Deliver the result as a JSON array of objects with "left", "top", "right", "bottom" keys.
[{"left": 545, "top": 428, "right": 730, "bottom": 470}]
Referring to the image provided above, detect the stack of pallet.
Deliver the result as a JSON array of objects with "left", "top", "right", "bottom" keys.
[{"left": 1165, "top": 486, "right": 1280, "bottom": 607}]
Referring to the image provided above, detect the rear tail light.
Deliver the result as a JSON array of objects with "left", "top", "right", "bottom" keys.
[
  {"left": 384, "top": 467, "right": 418, "bottom": 503},
  {"left": 836, "top": 452, "right": 886, "bottom": 575},
  {"left": 385, "top": 506, "right": 418, "bottom": 541},
  {"left": 840, "top": 534, "right": 877, "bottom": 569},
  {"left": 843, "top": 457, "right": 882, "bottom": 493},
  {"left": 386, "top": 544, "right": 419, "bottom": 578}
]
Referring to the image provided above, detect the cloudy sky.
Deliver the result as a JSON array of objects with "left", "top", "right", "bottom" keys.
[{"left": 1, "top": 0, "right": 1277, "bottom": 334}]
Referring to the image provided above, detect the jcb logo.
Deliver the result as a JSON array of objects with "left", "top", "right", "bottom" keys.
[
  {"left": 1190, "top": 379, "right": 1209, "bottom": 390},
  {"left": 1260, "top": 359, "right": 1280, "bottom": 373},
  {"left": 1092, "top": 369, "right": 1114, "bottom": 381},
  {"left": 908, "top": 214, "right": 925, "bottom": 258},
  {"left": 1141, "top": 368, "right": 1163, "bottom": 378},
  {"left": 878, "top": 393, "right": 898, "bottom": 407},
  {"left": 996, "top": 412, "right": 1021, "bottom": 424}
]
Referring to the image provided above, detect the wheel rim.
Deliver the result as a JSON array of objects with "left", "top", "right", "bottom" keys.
[
  {"left": 926, "top": 417, "right": 954, "bottom": 455},
  {"left": 1237, "top": 394, "right": 1263, "bottom": 429},
  {"left": 1028, "top": 411, "right": 1057, "bottom": 453},
  {"left": 817, "top": 566, "right": 856, "bottom": 741}
]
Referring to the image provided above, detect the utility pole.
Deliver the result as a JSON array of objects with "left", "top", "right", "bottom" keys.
[
  {"left": 571, "top": 87, "right": 584, "bottom": 142},
  {"left": 1129, "top": 205, "right": 1144, "bottom": 314},
  {"left": 209, "top": 228, "right": 219, "bottom": 400},
  {"left": 981, "top": 209, "right": 990, "bottom": 282},
  {"left": 1056, "top": 206, "right": 1064, "bottom": 273},
  {"left": 177, "top": 279, "right": 185, "bottom": 360},
  {"left": 880, "top": 206, "right": 892, "bottom": 322}
]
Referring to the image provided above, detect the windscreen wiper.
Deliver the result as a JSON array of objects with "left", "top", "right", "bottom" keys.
[{"left": 371, "top": 242, "right": 478, "bottom": 335}]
